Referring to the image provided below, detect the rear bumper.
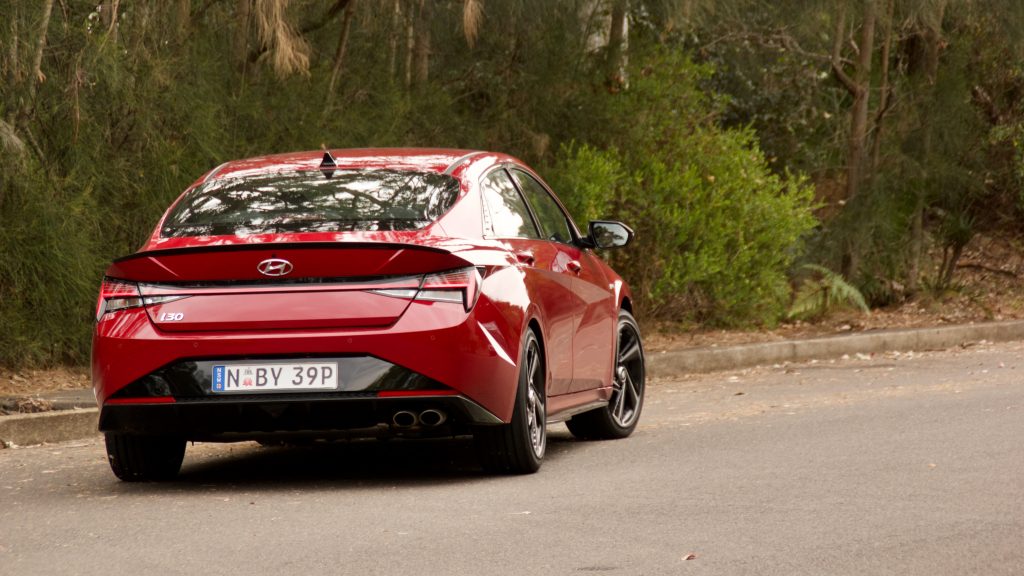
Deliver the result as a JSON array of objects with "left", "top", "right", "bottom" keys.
[
  {"left": 99, "top": 394, "right": 501, "bottom": 440},
  {"left": 92, "top": 294, "right": 527, "bottom": 422}
]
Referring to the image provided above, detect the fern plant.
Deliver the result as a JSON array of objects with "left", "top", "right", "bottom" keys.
[{"left": 788, "top": 264, "right": 870, "bottom": 320}]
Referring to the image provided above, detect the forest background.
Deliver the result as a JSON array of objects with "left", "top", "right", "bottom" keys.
[{"left": 1, "top": 0, "right": 1023, "bottom": 368}]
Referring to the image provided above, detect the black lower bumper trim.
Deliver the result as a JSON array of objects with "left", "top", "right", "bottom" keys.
[
  {"left": 99, "top": 394, "right": 502, "bottom": 440},
  {"left": 110, "top": 355, "right": 451, "bottom": 400}
]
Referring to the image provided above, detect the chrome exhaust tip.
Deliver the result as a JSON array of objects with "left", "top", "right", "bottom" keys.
[
  {"left": 419, "top": 409, "right": 447, "bottom": 427},
  {"left": 392, "top": 410, "right": 418, "bottom": 428}
]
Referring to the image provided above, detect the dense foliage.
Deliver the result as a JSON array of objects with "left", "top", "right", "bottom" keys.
[
  {"left": 1, "top": 0, "right": 1021, "bottom": 367},
  {"left": 550, "top": 51, "right": 816, "bottom": 324}
]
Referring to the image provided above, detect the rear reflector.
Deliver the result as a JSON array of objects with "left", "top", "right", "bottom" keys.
[{"left": 105, "top": 396, "right": 177, "bottom": 405}]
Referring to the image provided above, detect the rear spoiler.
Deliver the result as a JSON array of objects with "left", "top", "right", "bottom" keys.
[
  {"left": 112, "top": 242, "right": 449, "bottom": 263},
  {"left": 107, "top": 242, "right": 469, "bottom": 284}
]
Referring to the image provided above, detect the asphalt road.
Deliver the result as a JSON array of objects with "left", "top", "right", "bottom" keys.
[{"left": 3, "top": 342, "right": 1023, "bottom": 575}]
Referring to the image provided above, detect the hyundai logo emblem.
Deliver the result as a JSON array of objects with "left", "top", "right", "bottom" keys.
[{"left": 257, "top": 258, "right": 293, "bottom": 277}]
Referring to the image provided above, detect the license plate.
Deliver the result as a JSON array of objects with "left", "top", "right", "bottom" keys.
[{"left": 211, "top": 362, "right": 339, "bottom": 393}]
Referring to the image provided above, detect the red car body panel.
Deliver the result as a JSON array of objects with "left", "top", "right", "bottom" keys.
[{"left": 92, "top": 148, "right": 631, "bottom": 433}]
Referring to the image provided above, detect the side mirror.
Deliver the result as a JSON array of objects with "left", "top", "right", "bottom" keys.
[{"left": 588, "top": 220, "right": 634, "bottom": 249}]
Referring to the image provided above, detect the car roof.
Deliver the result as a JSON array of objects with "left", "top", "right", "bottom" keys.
[{"left": 207, "top": 148, "right": 491, "bottom": 181}]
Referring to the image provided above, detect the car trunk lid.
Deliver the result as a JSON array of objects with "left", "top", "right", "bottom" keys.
[{"left": 107, "top": 243, "right": 471, "bottom": 332}]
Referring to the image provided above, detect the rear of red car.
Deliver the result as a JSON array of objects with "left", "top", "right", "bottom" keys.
[{"left": 93, "top": 151, "right": 529, "bottom": 478}]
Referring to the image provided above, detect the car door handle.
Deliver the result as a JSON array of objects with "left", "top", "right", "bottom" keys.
[
  {"left": 567, "top": 260, "right": 582, "bottom": 274},
  {"left": 515, "top": 251, "right": 535, "bottom": 266}
]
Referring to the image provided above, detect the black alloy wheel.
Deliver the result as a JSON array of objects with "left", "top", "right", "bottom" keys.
[
  {"left": 566, "top": 310, "right": 645, "bottom": 439},
  {"left": 474, "top": 329, "right": 546, "bottom": 474}
]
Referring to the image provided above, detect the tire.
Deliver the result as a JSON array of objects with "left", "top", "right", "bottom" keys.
[
  {"left": 474, "top": 329, "right": 546, "bottom": 474},
  {"left": 566, "top": 310, "right": 645, "bottom": 440},
  {"left": 104, "top": 433, "right": 186, "bottom": 482}
]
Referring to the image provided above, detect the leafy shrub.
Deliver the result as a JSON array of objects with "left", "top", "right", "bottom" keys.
[
  {"left": 550, "top": 51, "right": 818, "bottom": 326},
  {"left": 0, "top": 164, "right": 102, "bottom": 365},
  {"left": 788, "top": 264, "right": 870, "bottom": 320},
  {"left": 549, "top": 142, "right": 627, "bottom": 226}
]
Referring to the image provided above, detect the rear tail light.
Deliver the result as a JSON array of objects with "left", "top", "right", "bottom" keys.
[
  {"left": 370, "top": 267, "right": 483, "bottom": 312},
  {"left": 96, "top": 279, "right": 143, "bottom": 320},
  {"left": 416, "top": 267, "right": 482, "bottom": 311}
]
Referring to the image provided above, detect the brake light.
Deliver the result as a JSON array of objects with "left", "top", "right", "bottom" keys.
[
  {"left": 369, "top": 267, "right": 482, "bottom": 311},
  {"left": 96, "top": 279, "right": 143, "bottom": 320},
  {"left": 416, "top": 267, "right": 482, "bottom": 311}
]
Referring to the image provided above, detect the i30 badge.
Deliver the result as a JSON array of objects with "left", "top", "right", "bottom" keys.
[{"left": 257, "top": 258, "right": 293, "bottom": 277}]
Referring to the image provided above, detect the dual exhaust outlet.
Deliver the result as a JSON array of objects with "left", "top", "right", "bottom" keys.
[{"left": 392, "top": 409, "right": 447, "bottom": 429}]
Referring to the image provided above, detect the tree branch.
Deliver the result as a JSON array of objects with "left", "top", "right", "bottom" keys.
[
  {"left": 830, "top": 6, "right": 858, "bottom": 95},
  {"left": 971, "top": 85, "right": 1002, "bottom": 125},
  {"left": 831, "top": 60, "right": 859, "bottom": 95},
  {"left": 300, "top": 0, "right": 351, "bottom": 35},
  {"left": 957, "top": 262, "right": 1018, "bottom": 278},
  {"left": 327, "top": 0, "right": 357, "bottom": 96},
  {"left": 247, "top": 0, "right": 352, "bottom": 63},
  {"left": 27, "top": 0, "right": 55, "bottom": 105}
]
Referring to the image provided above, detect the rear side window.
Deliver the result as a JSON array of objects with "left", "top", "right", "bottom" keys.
[
  {"left": 480, "top": 169, "right": 540, "bottom": 239},
  {"left": 510, "top": 169, "right": 573, "bottom": 244},
  {"left": 161, "top": 169, "right": 459, "bottom": 237}
]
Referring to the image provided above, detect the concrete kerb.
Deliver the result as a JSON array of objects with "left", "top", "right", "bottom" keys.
[
  {"left": 647, "top": 319, "right": 1024, "bottom": 378},
  {"left": 0, "top": 408, "right": 99, "bottom": 448},
  {"left": 3, "top": 320, "right": 1024, "bottom": 448}
]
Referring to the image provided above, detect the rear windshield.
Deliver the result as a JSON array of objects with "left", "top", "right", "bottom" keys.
[{"left": 161, "top": 169, "right": 460, "bottom": 237}]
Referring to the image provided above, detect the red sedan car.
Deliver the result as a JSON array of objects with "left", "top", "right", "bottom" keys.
[{"left": 93, "top": 148, "right": 645, "bottom": 480}]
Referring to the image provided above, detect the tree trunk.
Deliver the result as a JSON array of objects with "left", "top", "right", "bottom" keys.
[
  {"left": 7, "top": 10, "right": 19, "bottom": 87},
  {"left": 939, "top": 243, "right": 964, "bottom": 289},
  {"left": 327, "top": 0, "right": 357, "bottom": 96},
  {"left": 869, "top": 0, "right": 895, "bottom": 172},
  {"left": 605, "top": 0, "right": 628, "bottom": 91},
  {"left": 175, "top": 0, "right": 191, "bottom": 39},
  {"left": 404, "top": 0, "right": 414, "bottom": 89},
  {"left": 830, "top": 0, "right": 877, "bottom": 279},
  {"left": 907, "top": 1, "right": 948, "bottom": 294},
  {"left": 102, "top": 0, "right": 121, "bottom": 41},
  {"left": 26, "top": 0, "right": 54, "bottom": 106},
  {"left": 845, "top": 0, "right": 875, "bottom": 203},
  {"left": 235, "top": 0, "right": 252, "bottom": 70},
  {"left": 412, "top": 0, "right": 431, "bottom": 87},
  {"left": 388, "top": 0, "right": 401, "bottom": 82}
]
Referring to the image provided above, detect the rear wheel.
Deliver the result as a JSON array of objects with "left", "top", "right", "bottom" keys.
[
  {"left": 474, "top": 330, "right": 546, "bottom": 474},
  {"left": 104, "top": 433, "right": 186, "bottom": 482},
  {"left": 567, "top": 310, "right": 645, "bottom": 440}
]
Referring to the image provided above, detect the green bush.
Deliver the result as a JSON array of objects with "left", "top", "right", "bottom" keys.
[
  {"left": 788, "top": 264, "right": 870, "bottom": 320},
  {"left": 549, "top": 143, "right": 626, "bottom": 226},
  {"left": 550, "top": 51, "right": 818, "bottom": 326},
  {"left": 0, "top": 164, "right": 102, "bottom": 365}
]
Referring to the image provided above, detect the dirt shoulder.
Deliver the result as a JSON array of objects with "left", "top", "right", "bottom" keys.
[
  {"left": 1, "top": 367, "right": 90, "bottom": 396},
  {"left": 649, "top": 233, "right": 1024, "bottom": 352}
]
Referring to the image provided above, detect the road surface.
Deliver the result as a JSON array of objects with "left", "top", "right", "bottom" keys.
[{"left": 2, "top": 342, "right": 1023, "bottom": 575}]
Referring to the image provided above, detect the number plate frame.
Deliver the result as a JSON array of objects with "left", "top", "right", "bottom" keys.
[{"left": 211, "top": 362, "right": 340, "bottom": 394}]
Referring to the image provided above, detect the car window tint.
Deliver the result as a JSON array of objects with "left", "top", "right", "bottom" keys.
[
  {"left": 511, "top": 170, "right": 573, "bottom": 244},
  {"left": 480, "top": 169, "right": 540, "bottom": 239},
  {"left": 161, "top": 169, "right": 459, "bottom": 237}
]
